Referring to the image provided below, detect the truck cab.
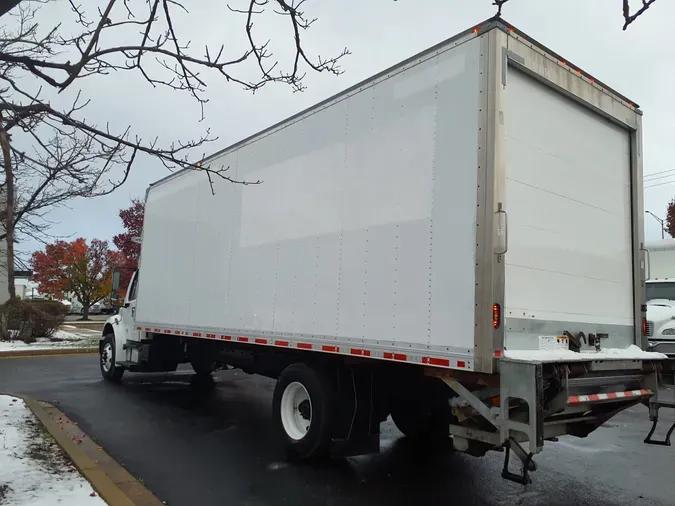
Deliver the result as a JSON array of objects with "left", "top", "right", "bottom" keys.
[
  {"left": 644, "top": 239, "right": 675, "bottom": 357},
  {"left": 100, "top": 269, "right": 143, "bottom": 380},
  {"left": 646, "top": 279, "right": 675, "bottom": 356}
]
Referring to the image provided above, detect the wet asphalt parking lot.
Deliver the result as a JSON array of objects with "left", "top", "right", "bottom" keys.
[{"left": 1, "top": 355, "right": 674, "bottom": 506}]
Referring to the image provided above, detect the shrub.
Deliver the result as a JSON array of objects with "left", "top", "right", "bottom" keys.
[
  {"left": 0, "top": 299, "right": 35, "bottom": 342},
  {"left": 26, "top": 300, "right": 68, "bottom": 339},
  {"left": 0, "top": 299, "right": 68, "bottom": 342}
]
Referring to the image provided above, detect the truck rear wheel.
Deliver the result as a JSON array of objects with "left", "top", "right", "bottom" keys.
[
  {"left": 273, "top": 363, "right": 335, "bottom": 460},
  {"left": 100, "top": 334, "right": 124, "bottom": 382}
]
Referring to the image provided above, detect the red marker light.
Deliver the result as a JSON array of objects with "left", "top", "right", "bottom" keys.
[{"left": 493, "top": 304, "right": 501, "bottom": 329}]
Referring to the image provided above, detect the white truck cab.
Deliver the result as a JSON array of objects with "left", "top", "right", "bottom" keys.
[
  {"left": 645, "top": 239, "right": 675, "bottom": 357},
  {"left": 100, "top": 269, "right": 141, "bottom": 380}
]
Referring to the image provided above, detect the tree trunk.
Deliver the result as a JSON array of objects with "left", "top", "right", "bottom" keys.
[
  {"left": 82, "top": 303, "right": 89, "bottom": 321},
  {"left": 0, "top": 111, "right": 16, "bottom": 300}
]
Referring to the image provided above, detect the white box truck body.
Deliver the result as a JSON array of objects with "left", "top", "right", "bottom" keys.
[{"left": 101, "top": 17, "right": 669, "bottom": 480}]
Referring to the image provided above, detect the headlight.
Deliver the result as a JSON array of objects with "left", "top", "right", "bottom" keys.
[{"left": 661, "top": 328, "right": 675, "bottom": 336}]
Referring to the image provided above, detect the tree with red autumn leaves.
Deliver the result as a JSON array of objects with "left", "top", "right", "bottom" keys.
[
  {"left": 30, "top": 238, "right": 122, "bottom": 320},
  {"left": 113, "top": 199, "right": 145, "bottom": 266},
  {"left": 111, "top": 198, "right": 144, "bottom": 299}
]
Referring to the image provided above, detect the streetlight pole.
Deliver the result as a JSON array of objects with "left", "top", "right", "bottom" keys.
[{"left": 645, "top": 210, "right": 666, "bottom": 239}]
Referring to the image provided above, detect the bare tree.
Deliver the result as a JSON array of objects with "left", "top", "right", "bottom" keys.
[
  {"left": 493, "top": 0, "right": 657, "bottom": 29},
  {"left": 0, "top": 0, "right": 349, "bottom": 300},
  {"left": 4, "top": 131, "right": 133, "bottom": 244}
]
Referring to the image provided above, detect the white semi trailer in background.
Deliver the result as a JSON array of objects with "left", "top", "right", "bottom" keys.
[
  {"left": 645, "top": 238, "right": 675, "bottom": 357},
  {"left": 100, "top": 17, "right": 668, "bottom": 482}
]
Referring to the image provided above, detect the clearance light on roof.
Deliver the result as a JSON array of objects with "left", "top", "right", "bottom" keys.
[{"left": 472, "top": 26, "right": 480, "bottom": 34}]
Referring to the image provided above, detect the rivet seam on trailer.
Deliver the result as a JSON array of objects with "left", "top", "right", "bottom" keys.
[{"left": 133, "top": 326, "right": 471, "bottom": 369}]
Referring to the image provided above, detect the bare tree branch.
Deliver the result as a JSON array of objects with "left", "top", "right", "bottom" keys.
[
  {"left": 493, "top": 0, "right": 656, "bottom": 29},
  {"left": 623, "top": 0, "right": 657, "bottom": 30},
  {"left": 0, "top": 0, "right": 341, "bottom": 300}
]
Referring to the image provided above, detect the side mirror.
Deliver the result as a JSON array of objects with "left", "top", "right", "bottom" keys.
[
  {"left": 111, "top": 268, "right": 121, "bottom": 303},
  {"left": 112, "top": 268, "right": 121, "bottom": 291}
]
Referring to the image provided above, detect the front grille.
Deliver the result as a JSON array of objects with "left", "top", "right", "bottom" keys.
[{"left": 646, "top": 320, "right": 654, "bottom": 337}]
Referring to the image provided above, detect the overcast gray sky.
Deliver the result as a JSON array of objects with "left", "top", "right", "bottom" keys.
[{"left": 16, "top": 0, "right": 675, "bottom": 258}]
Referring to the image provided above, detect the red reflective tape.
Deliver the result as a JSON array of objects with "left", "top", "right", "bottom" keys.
[
  {"left": 255, "top": 338, "right": 267, "bottom": 345},
  {"left": 221, "top": 335, "right": 232, "bottom": 340},
  {"left": 422, "top": 357, "right": 429, "bottom": 364},
  {"left": 193, "top": 332, "right": 202, "bottom": 337},
  {"left": 237, "top": 337, "right": 249, "bottom": 343},
  {"left": 136, "top": 327, "right": 142, "bottom": 331},
  {"left": 624, "top": 391, "right": 635, "bottom": 397},
  {"left": 145, "top": 328, "right": 151, "bottom": 331},
  {"left": 393, "top": 353, "right": 407, "bottom": 361},
  {"left": 457, "top": 360, "right": 466, "bottom": 368},
  {"left": 588, "top": 394, "right": 600, "bottom": 402},
  {"left": 429, "top": 357, "right": 450, "bottom": 367},
  {"left": 154, "top": 328, "right": 161, "bottom": 333},
  {"left": 275, "top": 340, "right": 289, "bottom": 347},
  {"left": 350, "top": 348, "right": 363, "bottom": 356},
  {"left": 607, "top": 392, "right": 617, "bottom": 399},
  {"left": 384, "top": 352, "right": 393, "bottom": 359},
  {"left": 206, "top": 333, "right": 216, "bottom": 339},
  {"left": 297, "top": 343, "right": 313, "bottom": 350},
  {"left": 322, "top": 345, "right": 339, "bottom": 353},
  {"left": 569, "top": 396, "right": 580, "bottom": 404},
  {"left": 364, "top": 350, "right": 371, "bottom": 357}
]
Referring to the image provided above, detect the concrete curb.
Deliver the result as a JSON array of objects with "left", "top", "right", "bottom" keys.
[
  {"left": 0, "top": 347, "right": 98, "bottom": 358},
  {"left": 11, "top": 393, "right": 165, "bottom": 506}
]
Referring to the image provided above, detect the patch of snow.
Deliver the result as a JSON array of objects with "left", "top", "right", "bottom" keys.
[
  {"left": 52, "top": 330, "right": 84, "bottom": 340},
  {"left": 0, "top": 395, "right": 107, "bottom": 505},
  {"left": 0, "top": 329, "right": 99, "bottom": 353},
  {"left": 504, "top": 344, "right": 667, "bottom": 363}
]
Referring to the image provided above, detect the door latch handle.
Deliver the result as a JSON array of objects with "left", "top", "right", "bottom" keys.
[
  {"left": 496, "top": 202, "right": 508, "bottom": 255},
  {"left": 131, "top": 306, "right": 136, "bottom": 318},
  {"left": 641, "top": 246, "right": 651, "bottom": 281}
]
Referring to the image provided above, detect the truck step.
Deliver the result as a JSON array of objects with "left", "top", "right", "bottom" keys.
[
  {"left": 566, "top": 374, "right": 644, "bottom": 389},
  {"left": 116, "top": 361, "right": 139, "bottom": 368}
]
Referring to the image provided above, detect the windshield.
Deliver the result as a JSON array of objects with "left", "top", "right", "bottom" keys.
[{"left": 646, "top": 282, "right": 675, "bottom": 302}]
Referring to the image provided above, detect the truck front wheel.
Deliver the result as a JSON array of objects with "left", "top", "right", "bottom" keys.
[
  {"left": 273, "top": 363, "right": 335, "bottom": 460},
  {"left": 100, "top": 334, "right": 124, "bottom": 382}
]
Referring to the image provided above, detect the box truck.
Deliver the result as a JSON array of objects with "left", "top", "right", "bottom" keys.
[{"left": 100, "top": 17, "right": 668, "bottom": 482}]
